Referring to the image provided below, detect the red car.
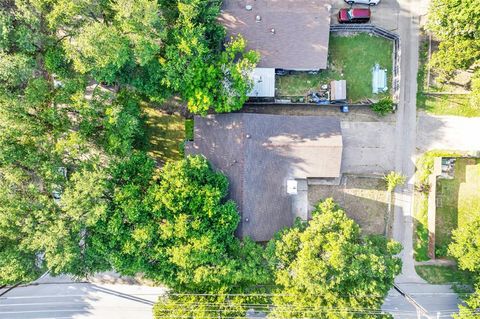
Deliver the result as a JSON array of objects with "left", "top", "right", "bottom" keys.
[{"left": 338, "top": 8, "right": 371, "bottom": 23}]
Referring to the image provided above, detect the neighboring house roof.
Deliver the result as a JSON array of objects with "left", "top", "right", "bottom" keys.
[
  {"left": 247, "top": 68, "right": 275, "bottom": 97},
  {"left": 187, "top": 113, "right": 343, "bottom": 242},
  {"left": 218, "top": 0, "right": 332, "bottom": 70}
]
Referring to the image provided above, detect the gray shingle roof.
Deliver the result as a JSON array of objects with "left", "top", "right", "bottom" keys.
[
  {"left": 218, "top": 0, "right": 331, "bottom": 70},
  {"left": 188, "top": 113, "right": 342, "bottom": 241}
]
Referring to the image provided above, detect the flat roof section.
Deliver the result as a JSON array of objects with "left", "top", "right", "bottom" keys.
[
  {"left": 247, "top": 68, "right": 275, "bottom": 97},
  {"left": 219, "top": 0, "right": 332, "bottom": 70}
]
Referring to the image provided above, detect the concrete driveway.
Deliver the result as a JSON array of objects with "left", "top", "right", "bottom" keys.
[
  {"left": 417, "top": 113, "right": 480, "bottom": 152},
  {"left": 341, "top": 121, "right": 396, "bottom": 174},
  {"left": 330, "top": 0, "right": 401, "bottom": 31}
]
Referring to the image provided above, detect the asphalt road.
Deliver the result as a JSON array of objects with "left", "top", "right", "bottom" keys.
[{"left": 0, "top": 275, "right": 166, "bottom": 319}]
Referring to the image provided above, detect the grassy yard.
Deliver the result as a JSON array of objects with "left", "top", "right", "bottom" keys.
[
  {"left": 435, "top": 158, "right": 480, "bottom": 256},
  {"left": 413, "top": 151, "right": 463, "bottom": 261},
  {"left": 143, "top": 105, "right": 185, "bottom": 165},
  {"left": 276, "top": 33, "right": 393, "bottom": 102},
  {"left": 415, "top": 265, "right": 475, "bottom": 285},
  {"left": 417, "top": 38, "right": 480, "bottom": 117}
]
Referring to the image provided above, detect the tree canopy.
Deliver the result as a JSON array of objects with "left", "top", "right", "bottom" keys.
[
  {"left": 449, "top": 216, "right": 480, "bottom": 274},
  {"left": 0, "top": 0, "right": 259, "bottom": 285},
  {"left": 265, "top": 199, "right": 402, "bottom": 319},
  {"left": 102, "top": 155, "right": 271, "bottom": 292},
  {"left": 426, "top": 0, "right": 480, "bottom": 104}
]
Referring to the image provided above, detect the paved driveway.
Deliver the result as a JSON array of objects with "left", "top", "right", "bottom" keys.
[
  {"left": 330, "top": 0, "right": 401, "bottom": 31},
  {"left": 341, "top": 121, "right": 396, "bottom": 174},
  {"left": 417, "top": 113, "right": 480, "bottom": 152}
]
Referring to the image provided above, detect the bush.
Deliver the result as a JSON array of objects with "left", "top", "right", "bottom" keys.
[{"left": 372, "top": 97, "right": 394, "bottom": 116}]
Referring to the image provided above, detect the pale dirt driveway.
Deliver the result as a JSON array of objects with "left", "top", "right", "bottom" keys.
[{"left": 416, "top": 112, "right": 480, "bottom": 153}]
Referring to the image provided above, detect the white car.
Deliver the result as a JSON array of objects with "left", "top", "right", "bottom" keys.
[{"left": 344, "top": 0, "right": 381, "bottom": 5}]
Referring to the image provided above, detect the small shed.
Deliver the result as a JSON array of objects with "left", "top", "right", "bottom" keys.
[
  {"left": 247, "top": 68, "right": 275, "bottom": 97},
  {"left": 330, "top": 80, "right": 347, "bottom": 101}
]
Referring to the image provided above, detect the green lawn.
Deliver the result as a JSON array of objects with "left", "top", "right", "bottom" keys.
[
  {"left": 418, "top": 94, "right": 479, "bottom": 117},
  {"left": 275, "top": 33, "right": 393, "bottom": 102},
  {"left": 143, "top": 106, "right": 185, "bottom": 165},
  {"left": 415, "top": 265, "right": 475, "bottom": 285},
  {"left": 417, "top": 38, "right": 480, "bottom": 117},
  {"left": 436, "top": 158, "right": 480, "bottom": 256},
  {"left": 413, "top": 151, "right": 463, "bottom": 261}
]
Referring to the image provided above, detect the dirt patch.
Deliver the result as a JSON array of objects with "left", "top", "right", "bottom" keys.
[
  {"left": 242, "top": 104, "right": 396, "bottom": 123},
  {"left": 308, "top": 175, "right": 388, "bottom": 235}
]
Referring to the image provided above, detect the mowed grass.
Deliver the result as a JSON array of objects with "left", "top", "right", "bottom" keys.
[
  {"left": 415, "top": 265, "right": 475, "bottom": 285},
  {"left": 418, "top": 94, "right": 480, "bottom": 117},
  {"left": 436, "top": 158, "right": 480, "bottom": 256},
  {"left": 276, "top": 33, "right": 393, "bottom": 102},
  {"left": 143, "top": 105, "right": 185, "bottom": 165}
]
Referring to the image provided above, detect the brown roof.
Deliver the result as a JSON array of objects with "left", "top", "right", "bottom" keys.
[
  {"left": 219, "top": 0, "right": 332, "bottom": 70},
  {"left": 187, "top": 113, "right": 343, "bottom": 241}
]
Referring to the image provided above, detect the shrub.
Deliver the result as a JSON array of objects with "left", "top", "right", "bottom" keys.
[
  {"left": 372, "top": 97, "right": 394, "bottom": 116},
  {"left": 384, "top": 171, "right": 406, "bottom": 192}
]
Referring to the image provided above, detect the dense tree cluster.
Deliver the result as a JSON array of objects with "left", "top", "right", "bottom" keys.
[
  {"left": 426, "top": 0, "right": 480, "bottom": 104},
  {"left": 153, "top": 199, "right": 402, "bottom": 319},
  {"left": 0, "top": 0, "right": 256, "bottom": 114},
  {"left": 0, "top": 0, "right": 258, "bottom": 284}
]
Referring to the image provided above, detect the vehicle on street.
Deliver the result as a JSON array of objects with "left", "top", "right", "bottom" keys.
[
  {"left": 337, "top": 8, "right": 371, "bottom": 23},
  {"left": 344, "top": 0, "right": 380, "bottom": 5}
]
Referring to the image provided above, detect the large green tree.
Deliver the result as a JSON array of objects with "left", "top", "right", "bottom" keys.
[
  {"left": 266, "top": 199, "right": 402, "bottom": 319},
  {"left": 426, "top": 0, "right": 480, "bottom": 106},
  {"left": 426, "top": 0, "right": 480, "bottom": 81},
  {"left": 449, "top": 216, "right": 480, "bottom": 274},
  {"left": 454, "top": 283, "right": 480, "bottom": 319},
  {"left": 104, "top": 155, "right": 271, "bottom": 292},
  {"left": 50, "top": 0, "right": 257, "bottom": 112}
]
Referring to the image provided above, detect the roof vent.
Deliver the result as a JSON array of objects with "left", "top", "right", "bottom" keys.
[
  {"left": 287, "top": 180, "right": 298, "bottom": 195},
  {"left": 256, "top": 15, "right": 261, "bottom": 22},
  {"left": 270, "top": 28, "right": 275, "bottom": 34},
  {"left": 246, "top": 5, "right": 253, "bottom": 11},
  {"left": 246, "top": 134, "right": 251, "bottom": 139}
]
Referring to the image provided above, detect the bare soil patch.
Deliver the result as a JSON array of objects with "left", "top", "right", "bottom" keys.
[{"left": 308, "top": 175, "right": 388, "bottom": 235}]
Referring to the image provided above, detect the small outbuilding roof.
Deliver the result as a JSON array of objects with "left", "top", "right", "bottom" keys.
[
  {"left": 187, "top": 113, "right": 343, "bottom": 241},
  {"left": 330, "top": 80, "right": 347, "bottom": 101},
  {"left": 219, "top": 0, "right": 331, "bottom": 70},
  {"left": 247, "top": 68, "right": 275, "bottom": 97}
]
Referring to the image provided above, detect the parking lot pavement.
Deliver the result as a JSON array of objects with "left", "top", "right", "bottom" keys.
[
  {"left": 330, "top": 0, "right": 401, "bottom": 31},
  {"left": 341, "top": 121, "right": 396, "bottom": 174},
  {"left": 0, "top": 276, "right": 166, "bottom": 319}
]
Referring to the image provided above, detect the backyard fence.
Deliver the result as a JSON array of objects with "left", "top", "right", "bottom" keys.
[{"left": 330, "top": 24, "right": 401, "bottom": 105}]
